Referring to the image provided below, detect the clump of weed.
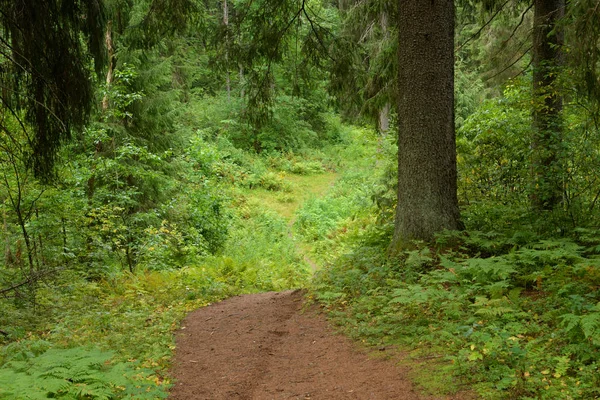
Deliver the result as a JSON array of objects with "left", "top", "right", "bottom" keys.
[{"left": 288, "top": 161, "right": 325, "bottom": 175}]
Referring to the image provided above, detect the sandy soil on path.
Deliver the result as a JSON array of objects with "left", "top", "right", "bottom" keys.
[{"left": 169, "top": 290, "right": 463, "bottom": 400}]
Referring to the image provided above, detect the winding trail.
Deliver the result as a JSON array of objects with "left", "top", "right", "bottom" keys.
[
  {"left": 169, "top": 290, "right": 465, "bottom": 400},
  {"left": 170, "top": 170, "right": 469, "bottom": 399}
]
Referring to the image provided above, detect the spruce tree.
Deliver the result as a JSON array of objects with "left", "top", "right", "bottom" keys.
[
  {"left": 0, "top": 0, "right": 106, "bottom": 179},
  {"left": 391, "top": 0, "right": 461, "bottom": 245}
]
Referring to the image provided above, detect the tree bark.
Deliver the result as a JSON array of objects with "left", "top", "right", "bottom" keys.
[
  {"left": 224, "top": 0, "right": 231, "bottom": 100},
  {"left": 378, "top": 10, "right": 390, "bottom": 135},
  {"left": 531, "top": 0, "right": 565, "bottom": 211},
  {"left": 378, "top": 102, "right": 390, "bottom": 134},
  {"left": 392, "top": 0, "right": 460, "bottom": 247},
  {"left": 239, "top": 64, "right": 245, "bottom": 98},
  {"left": 102, "top": 20, "right": 115, "bottom": 112}
]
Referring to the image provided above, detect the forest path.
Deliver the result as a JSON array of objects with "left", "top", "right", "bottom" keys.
[
  {"left": 169, "top": 290, "right": 459, "bottom": 400},
  {"left": 170, "top": 170, "right": 468, "bottom": 399}
]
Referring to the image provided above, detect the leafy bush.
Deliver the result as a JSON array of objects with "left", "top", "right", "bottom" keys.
[
  {"left": 458, "top": 76, "right": 600, "bottom": 233},
  {"left": 457, "top": 80, "right": 531, "bottom": 207}
]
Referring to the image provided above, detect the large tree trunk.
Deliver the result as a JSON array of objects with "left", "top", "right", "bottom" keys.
[
  {"left": 392, "top": 0, "right": 460, "bottom": 247},
  {"left": 531, "top": 0, "right": 565, "bottom": 211}
]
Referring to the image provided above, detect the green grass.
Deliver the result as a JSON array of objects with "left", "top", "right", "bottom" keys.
[{"left": 242, "top": 170, "right": 338, "bottom": 222}]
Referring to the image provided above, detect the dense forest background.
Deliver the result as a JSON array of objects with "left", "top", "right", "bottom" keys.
[{"left": 1, "top": 0, "right": 600, "bottom": 398}]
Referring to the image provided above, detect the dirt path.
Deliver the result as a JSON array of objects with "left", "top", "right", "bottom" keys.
[{"left": 169, "top": 290, "right": 462, "bottom": 400}]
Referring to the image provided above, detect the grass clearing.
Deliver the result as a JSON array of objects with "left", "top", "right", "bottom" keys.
[{"left": 242, "top": 171, "right": 338, "bottom": 223}]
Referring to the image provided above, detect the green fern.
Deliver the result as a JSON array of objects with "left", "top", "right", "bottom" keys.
[
  {"left": 0, "top": 347, "right": 166, "bottom": 399},
  {"left": 389, "top": 285, "right": 430, "bottom": 305},
  {"left": 471, "top": 297, "right": 517, "bottom": 318},
  {"left": 463, "top": 256, "right": 517, "bottom": 283},
  {"left": 561, "top": 302, "right": 600, "bottom": 345}
]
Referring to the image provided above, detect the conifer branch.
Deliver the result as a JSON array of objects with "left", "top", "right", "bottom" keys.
[
  {"left": 302, "top": 2, "right": 336, "bottom": 62},
  {"left": 485, "top": 46, "right": 533, "bottom": 81},
  {"left": 489, "top": 2, "right": 534, "bottom": 62},
  {"left": 456, "top": 0, "right": 512, "bottom": 51}
]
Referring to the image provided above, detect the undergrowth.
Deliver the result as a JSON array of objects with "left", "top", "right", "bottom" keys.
[
  {"left": 312, "top": 223, "right": 600, "bottom": 399},
  {"left": 293, "top": 126, "right": 385, "bottom": 261},
  {"left": 294, "top": 121, "right": 600, "bottom": 399},
  {"left": 0, "top": 102, "right": 356, "bottom": 400},
  {"left": 0, "top": 107, "right": 346, "bottom": 399},
  {"left": 0, "top": 267, "right": 233, "bottom": 398},
  {"left": 0, "top": 347, "right": 159, "bottom": 399}
]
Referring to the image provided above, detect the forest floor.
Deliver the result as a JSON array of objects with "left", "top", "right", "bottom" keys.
[
  {"left": 169, "top": 290, "right": 468, "bottom": 400},
  {"left": 168, "top": 166, "right": 473, "bottom": 400}
]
